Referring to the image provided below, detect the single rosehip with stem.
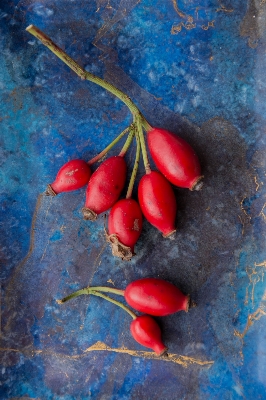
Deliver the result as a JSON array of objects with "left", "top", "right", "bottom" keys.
[
  {"left": 82, "top": 156, "right": 127, "bottom": 220},
  {"left": 46, "top": 159, "right": 92, "bottom": 196},
  {"left": 138, "top": 170, "right": 177, "bottom": 238},
  {"left": 60, "top": 278, "right": 192, "bottom": 316},
  {"left": 82, "top": 128, "right": 135, "bottom": 221},
  {"left": 126, "top": 119, "right": 178, "bottom": 238},
  {"left": 106, "top": 126, "right": 143, "bottom": 261},
  {"left": 147, "top": 127, "right": 203, "bottom": 191}
]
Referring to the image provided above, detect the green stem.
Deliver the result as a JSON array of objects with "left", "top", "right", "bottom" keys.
[
  {"left": 119, "top": 126, "right": 135, "bottom": 157},
  {"left": 59, "top": 288, "right": 90, "bottom": 303},
  {"left": 58, "top": 287, "right": 135, "bottom": 319},
  {"left": 142, "top": 119, "right": 152, "bottom": 131},
  {"left": 88, "top": 126, "right": 129, "bottom": 165},
  {"left": 59, "top": 286, "right": 125, "bottom": 304},
  {"left": 126, "top": 125, "right": 140, "bottom": 199},
  {"left": 136, "top": 116, "right": 151, "bottom": 174},
  {"left": 90, "top": 290, "right": 137, "bottom": 319},
  {"left": 26, "top": 25, "right": 151, "bottom": 130},
  {"left": 89, "top": 286, "right": 125, "bottom": 296}
]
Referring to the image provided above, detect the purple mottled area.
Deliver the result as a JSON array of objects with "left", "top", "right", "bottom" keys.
[{"left": 1, "top": 0, "right": 266, "bottom": 399}]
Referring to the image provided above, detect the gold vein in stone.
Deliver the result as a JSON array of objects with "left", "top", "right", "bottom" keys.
[
  {"left": 171, "top": 0, "right": 188, "bottom": 19},
  {"left": 234, "top": 308, "right": 266, "bottom": 340},
  {"left": 0, "top": 342, "right": 214, "bottom": 368},
  {"left": 84, "top": 341, "right": 214, "bottom": 367},
  {"left": 254, "top": 175, "right": 260, "bottom": 191},
  {"left": 254, "top": 260, "right": 266, "bottom": 268},
  {"left": 259, "top": 204, "right": 266, "bottom": 222},
  {"left": 216, "top": 5, "right": 234, "bottom": 13}
]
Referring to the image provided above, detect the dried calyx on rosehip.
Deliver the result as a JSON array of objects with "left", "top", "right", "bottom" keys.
[{"left": 107, "top": 198, "right": 143, "bottom": 261}]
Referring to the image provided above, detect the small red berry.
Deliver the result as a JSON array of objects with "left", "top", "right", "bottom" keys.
[
  {"left": 124, "top": 278, "right": 189, "bottom": 316},
  {"left": 82, "top": 156, "right": 127, "bottom": 221},
  {"left": 138, "top": 170, "right": 177, "bottom": 237},
  {"left": 107, "top": 198, "right": 143, "bottom": 261},
  {"left": 46, "top": 159, "right": 91, "bottom": 196},
  {"left": 147, "top": 128, "right": 203, "bottom": 190},
  {"left": 130, "top": 315, "right": 167, "bottom": 355}
]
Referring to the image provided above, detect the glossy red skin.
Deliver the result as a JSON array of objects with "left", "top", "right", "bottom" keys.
[
  {"left": 125, "top": 278, "right": 189, "bottom": 316},
  {"left": 147, "top": 128, "right": 201, "bottom": 189},
  {"left": 84, "top": 156, "right": 127, "bottom": 215},
  {"left": 108, "top": 199, "right": 143, "bottom": 251},
  {"left": 130, "top": 315, "right": 167, "bottom": 355},
  {"left": 138, "top": 170, "right": 177, "bottom": 236},
  {"left": 51, "top": 159, "right": 91, "bottom": 194}
]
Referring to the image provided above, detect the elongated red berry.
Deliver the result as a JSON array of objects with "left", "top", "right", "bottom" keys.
[
  {"left": 147, "top": 128, "right": 203, "bottom": 190},
  {"left": 107, "top": 198, "right": 143, "bottom": 261},
  {"left": 138, "top": 170, "right": 177, "bottom": 237},
  {"left": 130, "top": 315, "right": 167, "bottom": 355},
  {"left": 46, "top": 159, "right": 91, "bottom": 196},
  {"left": 124, "top": 278, "right": 189, "bottom": 316},
  {"left": 82, "top": 156, "right": 127, "bottom": 220}
]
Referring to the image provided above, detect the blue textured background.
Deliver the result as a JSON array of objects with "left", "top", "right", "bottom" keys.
[{"left": 1, "top": 0, "right": 266, "bottom": 398}]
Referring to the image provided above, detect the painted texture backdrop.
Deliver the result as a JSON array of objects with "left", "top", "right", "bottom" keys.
[{"left": 1, "top": 0, "right": 266, "bottom": 398}]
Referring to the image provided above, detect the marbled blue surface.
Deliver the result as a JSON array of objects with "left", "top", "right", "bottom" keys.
[{"left": 1, "top": 0, "right": 266, "bottom": 398}]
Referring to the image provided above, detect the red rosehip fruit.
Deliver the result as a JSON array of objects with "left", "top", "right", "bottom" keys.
[
  {"left": 124, "top": 278, "right": 189, "bottom": 316},
  {"left": 82, "top": 156, "right": 127, "bottom": 221},
  {"left": 130, "top": 315, "right": 167, "bottom": 356},
  {"left": 46, "top": 159, "right": 91, "bottom": 196},
  {"left": 138, "top": 170, "right": 177, "bottom": 237},
  {"left": 147, "top": 128, "right": 203, "bottom": 190},
  {"left": 107, "top": 198, "right": 143, "bottom": 261}
]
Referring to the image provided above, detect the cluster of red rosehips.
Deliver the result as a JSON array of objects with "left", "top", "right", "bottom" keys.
[
  {"left": 27, "top": 25, "right": 200, "bottom": 356},
  {"left": 26, "top": 25, "right": 203, "bottom": 261},
  {"left": 59, "top": 278, "right": 192, "bottom": 356},
  {"left": 46, "top": 125, "right": 203, "bottom": 260}
]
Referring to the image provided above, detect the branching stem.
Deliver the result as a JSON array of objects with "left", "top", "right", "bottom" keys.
[
  {"left": 90, "top": 290, "right": 136, "bottom": 319},
  {"left": 58, "top": 286, "right": 136, "bottom": 319},
  {"left": 59, "top": 286, "right": 125, "bottom": 303},
  {"left": 119, "top": 126, "right": 135, "bottom": 157},
  {"left": 26, "top": 25, "right": 152, "bottom": 131},
  {"left": 88, "top": 126, "right": 129, "bottom": 165},
  {"left": 136, "top": 116, "right": 151, "bottom": 174},
  {"left": 126, "top": 123, "right": 140, "bottom": 198}
]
